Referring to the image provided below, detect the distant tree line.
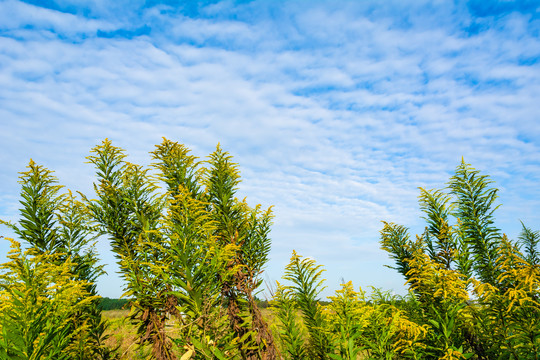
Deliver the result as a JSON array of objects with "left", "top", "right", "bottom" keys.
[{"left": 98, "top": 297, "right": 130, "bottom": 311}]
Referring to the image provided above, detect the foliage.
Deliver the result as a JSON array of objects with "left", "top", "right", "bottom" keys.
[
  {"left": 281, "top": 251, "right": 330, "bottom": 358},
  {"left": 270, "top": 283, "right": 308, "bottom": 360},
  {"left": 273, "top": 254, "right": 427, "bottom": 360},
  {"left": 0, "top": 160, "right": 111, "bottom": 360},
  {"left": 2, "top": 146, "right": 539, "bottom": 360},
  {"left": 85, "top": 138, "right": 278, "bottom": 360},
  {"left": 448, "top": 161, "right": 501, "bottom": 285},
  {"left": 99, "top": 298, "right": 130, "bottom": 311},
  {"left": 0, "top": 240, "right": 97, "bottom": 359},
  {"left": 380, "top": 160, "right": 540, "bottom": 360}
]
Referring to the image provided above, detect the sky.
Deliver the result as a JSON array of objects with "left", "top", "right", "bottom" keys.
[{"left": 0, "top": 0, "right": 539, "bottom": 299}]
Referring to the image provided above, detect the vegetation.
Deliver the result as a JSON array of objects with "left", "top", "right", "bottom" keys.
[
  {"left": 1, "top": 140, "right": 539, "bottom": 359},
  {"left": 378, "top": 161, "right": 540, "bottom": 359},
  {"left": 99, "top": 298, "right": 130, "bottom": 311},
  {"left": 0, "top": 161, "right": 111, "bottom": 359}
]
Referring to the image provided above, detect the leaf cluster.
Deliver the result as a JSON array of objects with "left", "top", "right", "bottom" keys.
[
  {"left": 85, "top": 138, "right": 278, "bottom": 360},
  {"left": 380, "top": 160, "right": 540, "bottom": 359}
]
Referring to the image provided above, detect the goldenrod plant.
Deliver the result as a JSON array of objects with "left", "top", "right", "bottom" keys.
[
  {"left": 472, "top": 235, "right": 540, "bottom": 359},
  {"left": 0, "top": 161, "right": 111, "bottom": 360},
  {"left": 381, "top": 160, "right": 540, "bottom": 360},
  {"left": 2, "top": 147, "right": 539, "bottom": 360},
  {"left": 448, "top": 161, "right": 501, "bottom": 286},
  {"left": 325, "top": 281, "right": 365, "bottom": 360},
  {"left": 273, "top": 254, "right": 428, "bottom": 360},
  {"left": 203, "top": 145, "right": 277, "bottom": 360},
  {"left": 0, "top": 240, "right": 96, "bottom": 360},
  {"left": 86, "top": 139, "right": 278, "bottom": 360},
  {"left": 86, "top": 141, "right": 172, "bottom": 359},
  {"left": 282, "top": 251, "right": 331, "bottom": 359},
  {"left": 270, "top": 282, "right": 308, "bottom": 360}
]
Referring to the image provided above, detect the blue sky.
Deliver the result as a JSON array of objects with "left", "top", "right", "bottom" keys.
[{"left": 1, "top": 0, "right": 539, "bottom": 299}]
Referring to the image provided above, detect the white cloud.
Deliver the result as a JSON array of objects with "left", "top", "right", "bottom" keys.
[
  {"left": 0, "top": 0, "right": 114, "bottom": 35},
  {"left": 1, "top": 0, "right": 539, "bottom": 298}
]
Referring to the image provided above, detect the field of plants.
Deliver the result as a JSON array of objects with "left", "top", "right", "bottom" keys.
[{"left": 1, "top": 138, "right": 539, "bottom": 359}]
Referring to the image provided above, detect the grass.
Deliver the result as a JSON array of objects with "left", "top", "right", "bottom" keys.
[
  {"left": 103, "top": 309, "right": 129, "bottom": 319},
  {"left": 102, "top": 307, "right": 301, "bottom": 359},
  {"left": 103, "top": 310, "right": 151, "bottom": 359}
]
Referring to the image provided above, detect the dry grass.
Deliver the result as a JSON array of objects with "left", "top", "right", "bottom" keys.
[
  {"left": 103, "top": 310, "right": 151, "bottom": 359},
  {"left": 102, "top": 307, "right": 284, "bottom": 359},
  {"left": 103, "top": 309, "right": 130, "bottom": 319}
]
